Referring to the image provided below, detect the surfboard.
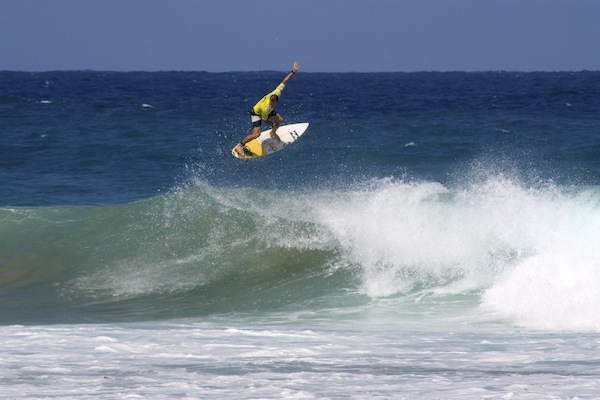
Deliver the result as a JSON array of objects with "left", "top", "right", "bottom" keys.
[{"left": 232, "top": 122, "right": 309, "bottom": 159}]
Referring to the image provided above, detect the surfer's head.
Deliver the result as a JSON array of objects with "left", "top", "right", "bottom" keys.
[{"left": 269, "top": 94, "right": 279, "bottom": 106}]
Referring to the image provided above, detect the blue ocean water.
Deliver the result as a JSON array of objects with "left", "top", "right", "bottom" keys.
[{"left": 1, "top": 71, "right": 600, "bottom": 398}]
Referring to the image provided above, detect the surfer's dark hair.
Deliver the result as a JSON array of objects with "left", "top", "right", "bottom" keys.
[{"left": 270, "top": 94, "right": 279, "bottom": 102}]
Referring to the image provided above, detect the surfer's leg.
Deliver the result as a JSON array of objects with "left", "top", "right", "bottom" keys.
[
  {"left": 270, "top": 114, "right": 284, "bottom": 139},
  {"left": 236, "top": 115, "right": 262, "bottom": 155},
  {"left": 240, "top": 126, "right": 261, "bottom": 144}
]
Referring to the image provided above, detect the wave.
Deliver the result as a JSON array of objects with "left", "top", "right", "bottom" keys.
[{"left": 1, "top": 176, "right": 599, "bottom": 330}]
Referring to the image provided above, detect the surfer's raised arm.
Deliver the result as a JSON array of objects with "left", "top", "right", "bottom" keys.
[{"left": 281, "top": 61, "right": 300, "bottom": 85}]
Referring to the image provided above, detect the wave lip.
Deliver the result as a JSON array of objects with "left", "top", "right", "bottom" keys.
[{"left": 0, "top": 184, "right": 350, "bottom": 324}]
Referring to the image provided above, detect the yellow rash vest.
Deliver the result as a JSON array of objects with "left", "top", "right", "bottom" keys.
[{"left": 252, "top": 83, "right": 286, "bottom": 120}]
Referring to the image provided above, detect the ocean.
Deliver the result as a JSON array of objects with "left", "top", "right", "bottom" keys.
[{"left": 1, "top": 70, "right": 600, "bottom": 398}]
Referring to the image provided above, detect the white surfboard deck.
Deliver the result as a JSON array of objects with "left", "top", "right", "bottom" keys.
[{"left": 232, "top": 122, "right": 309, "bottom": 159}]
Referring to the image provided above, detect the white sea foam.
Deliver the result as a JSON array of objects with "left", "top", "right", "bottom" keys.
[
  {"left": 1, "top": 320, "right": 599, "bottom": 399},
  {"left": 314, "top": 177, "right": 600, "bottom": 331},
  {"left": 480, "top": 186, "right": 600, "bottom": 331}
]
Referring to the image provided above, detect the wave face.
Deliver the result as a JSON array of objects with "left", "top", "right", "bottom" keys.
[{"left": 2, "top": 175, "right": 599, "bottom": 330}]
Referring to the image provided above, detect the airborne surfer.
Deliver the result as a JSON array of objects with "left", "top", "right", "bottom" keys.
[{"left": 235, "top": 61, "right": 300, "bottom": 157}]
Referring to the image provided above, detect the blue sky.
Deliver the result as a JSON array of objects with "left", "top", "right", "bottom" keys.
[{"left": 1, "top": 0, "right": 599, "bottom": 72}]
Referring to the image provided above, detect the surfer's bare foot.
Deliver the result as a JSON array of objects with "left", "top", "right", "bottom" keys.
[
  {"left": 235, "top": 143, "right": 244, "bottom": 156},
  {"left": 236, "top": 143, "right": 253, "bottom": 157}
]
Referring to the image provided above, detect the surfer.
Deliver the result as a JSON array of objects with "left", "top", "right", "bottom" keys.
[{"left": 235, "top": 61, "right": 300, "bottom": 157}]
